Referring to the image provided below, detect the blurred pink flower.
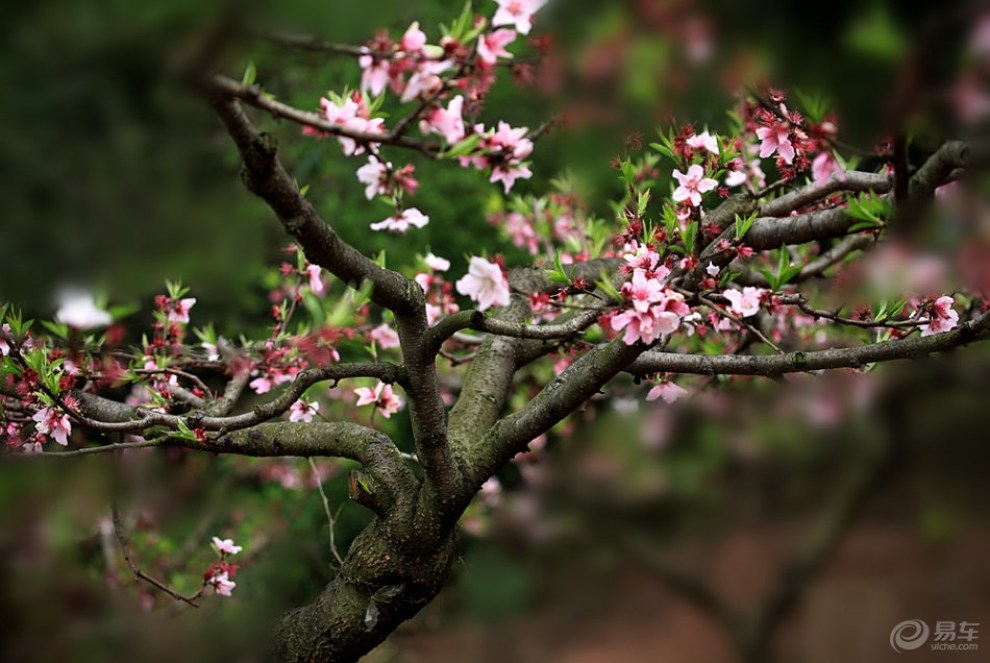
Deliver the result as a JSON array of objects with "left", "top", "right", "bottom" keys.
[{"left": 456, "top": 257, "right": 511, "bottom": 311}]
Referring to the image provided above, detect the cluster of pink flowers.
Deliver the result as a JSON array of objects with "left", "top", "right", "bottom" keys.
[
  {"left": 355, "top": 381, "right": 404, "bottom": 418},
  {"left": 249, "top": 339, "right": 308, "bottom": 395},
  {"left": 612, "top": 244, "right": 691, "bottom": 345},
  {"left": 205, "top": 536, "right": 242, "bottom": 598},
  {"left": 356, "top": 157, "right": 419, "bottom": 202},
  {"left": 460, "top": 121, "right": 535, "bottom": 193},
  {"left": 31, "top": 405, "right": 72, "bottom": 448},
  {"left": 456, "top": 256, "right": 512, "bottom": 311},
  {"left": 316, "top": 94, "right": 386, "bottom": 156},
  {"left": 741, "top": 91, "right": 839, "bottom": 182}
]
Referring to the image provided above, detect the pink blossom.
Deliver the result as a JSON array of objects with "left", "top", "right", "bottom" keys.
[
  {"left": 456, "top": 257, "right": 511, "bottom": 311},
  {"left": 356, "top": 157, "right": 389, "bottom": 200},
  {"left": 724, "top": 158, "right": 766, "bottom": 190},
  {"left": 722, "top": 287, "right": 765, "bottom": 318},
  {"left": 370, "top": 208, "right": 430, "bottom": 233},
  {"left": 610, "top": 309, "right": 652, "bottom": 345},
  {"left": 623, "top": 241, "right": 661, "bottom": 272},
  {"left": 202, "top": 342, "right": 220, "bottom": 361},
  {"left": 492, "top": 0, "right": 547, "bottom": 35},
  {"left": 401, "top": 60, "right": 452, "bottom": 102},
  {"left": 32, "top": 406, "right": 71, "bottom": 446},
  {"left": 0, "top": 323, "right": 10, "bottom": 356},
  {"left": 320, "top": 96, "right": 385, "bottom": 155},
  {"left": 400, "top": 21, "right": 427, "bottom": 52},
  {"left": 646, "top": 381, "right": 689, "bottom": 404},
  {"left": 166, "top": 298, "right": 196, "bottom": 324},
  {"left": 503, "top": 212, "right": 540, "bottom": 254},
  {"left": 612, "top": 289, "right": 690, "bottom": 345},
  {"left": 921, "top": 295, "right": 959, "bottom": 336},
  {"left": 686, "top": 131, "right": 719, "bottom": 155},
  {"left": 756, "top": 125, "right": 795, "bottom": 164},
  {"left": 209, "top": 571, "right": 236, "bottom": 597},
  {"left": 424, "top": 253, "right": 451, "bottom": 272},
  {"left": 811, "top": 151, "right": 844, "bottom": 185},
  {"left": 706, "top": 262, "right": 720, "bottom": 277},
  {"left": 289, "top": 399, "right": 320, "bottom": 423},
  {"left": 305, "top": 265, "right": 325, "bottom": 295},
  {"left": 212, "top": 537, "right": 243, "bottom": 555},
  {"left": 672, "top": 165, "right": 718, "bottom": 207},
  {"left": 479, "top": 477, "right": 503, "bottom": 507},
  {"left": 249, "top": 376, "right": 273, "bottom": 394},
  {"left": 358, "top": 54, "right": 391, "bottom": 97},
  {"left": 478, "top": 29, "right": 517, "bottom": 66},
  {"left": 623, "top": 269, "right": 664, "bottom": 313},
  {"left": 420, "top": 96, "right": 466, "bottom": 144},
  {"left": 369, "top": 323, "right": 401, "bottom": 349},
  {"left": 354, "top": 382, "right": 404, "bottom": 418},
  {"left": 55, "top": 291, "right": 112, "bottom": 330},
  {"left": 490, "top": 164, "right": 533, "bottom": 193},
  {"left": 491, "top": 121, "right": 534, "bottom": 160}
]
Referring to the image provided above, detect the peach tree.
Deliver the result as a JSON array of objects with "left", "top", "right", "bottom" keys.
[{"left": 1, "top": 2, "right": 987, "bottom": 661}]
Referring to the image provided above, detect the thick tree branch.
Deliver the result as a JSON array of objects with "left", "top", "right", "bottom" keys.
[
  {"left": 67, "top": 363, "right": 405, "bottom": 435},
  {"left": 209, "top": 75, "right": 442, "bottom": 155},
  {"left": 476, "top": 336, "right": 648, "bottom": 486},
  {"left": 758, "top": 171, "right": 891, "bottom": 218},
  {"left": 205, "top": 89, "right": 457, "bottom": 500},
  {"left": 424, "top": 307, "right": 602, "bottom": 356},
  {"left": 206, "top": 92, "right": 424, "bottom": 315},
  {"left": 628, "top": 309, "right": 990, "bottom": 377}
]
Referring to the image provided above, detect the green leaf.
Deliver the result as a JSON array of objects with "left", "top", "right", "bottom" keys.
[
  {"left": 636, "top": 189, "right": 651, "bottom": 216},
  {"left": 682, "top": 221, "right": 698, "bottom": 255},
  {"left": 794, "top": 88, "right": 830, "bottom": 124},
  {"left": 546, "top": 251, "right": 570, "bottom": 285},
  {"left": 40, "top": 321, "right": 69, "bottom": 340},
  {"left": 734, "top": 211, "right": 757, "bottom": 241},
  {"left": 441, "top": 133, "right": 483, "bottom": 159},
  {"left": 241, "top": 61, "right": 257, "bottom": 86},
  {"left": 596, "top": 270, "right": 622, "bottom": 302}
]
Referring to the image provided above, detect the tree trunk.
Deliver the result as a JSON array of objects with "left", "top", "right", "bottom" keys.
[{"left": 271, "top": 518, "right": 457, "bottom": 662}]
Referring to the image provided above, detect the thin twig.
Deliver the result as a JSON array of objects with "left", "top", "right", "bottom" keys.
[
  {"left": 111, "top": 500, "right": 204, "bottom": 608},
  {"left": 308, "top": 457, "right": 345, "bottom": 568}
]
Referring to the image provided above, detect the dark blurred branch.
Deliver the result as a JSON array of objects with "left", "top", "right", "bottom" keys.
[
  {"left": 111, "top": 499, "right": 205, "bottom": 608},
  {"left": 742, "top": 438, "right": 895, "bottom": 661},
  {"left": 632, "top": 437, "right": 895, "bottom": 663}
]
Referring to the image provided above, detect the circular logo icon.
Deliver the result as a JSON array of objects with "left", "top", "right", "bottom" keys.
[{"left": 890, "top": 619, "right": 930, "bottom": 652}]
